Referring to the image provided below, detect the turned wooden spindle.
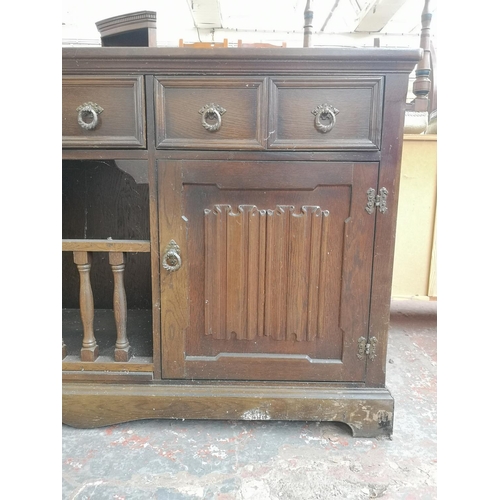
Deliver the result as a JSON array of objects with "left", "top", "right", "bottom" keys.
[
  {"left": 109, "top": 252, "right": 131, "bottom": 361},
  {"left": 73, "top": 251, "right": 99, "bottom": 361},
  {"left": 303, "top": 0, "right": 314, "bottom": 47},
  {"left": 413, "top": 0, "right": 433, "bottom": 112}
]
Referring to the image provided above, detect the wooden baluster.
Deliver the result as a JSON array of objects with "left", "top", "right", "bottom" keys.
[
  {"left": 413, "top": 0, "right": 433, "bottom": 112},
  {"left": 62, "top": 339, "right": 67, "bottom": 359},
  {"left": 303, "top": 0, "right": 314, "bottom": 47},
  {"left": 73, "top": 251, "right": 99, "bottom": 361},
  {"left": 109, "top": 252, "right": 131, "bottom": 361}
]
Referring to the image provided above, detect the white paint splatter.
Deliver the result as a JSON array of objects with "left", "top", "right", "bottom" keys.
[
  {"left": 241, "top": 408, "right": 271, "bottom": 420},
  {"left": 208, "top": 444, "right": 228, "bottom": 459}
]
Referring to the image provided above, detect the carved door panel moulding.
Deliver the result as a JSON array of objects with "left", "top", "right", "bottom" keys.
[{"left": 204, "top": 204, "right": 331, "bottom": 342}]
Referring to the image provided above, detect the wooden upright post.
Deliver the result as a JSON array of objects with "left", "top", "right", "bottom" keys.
[
  {"left": 303, "top": 0, "right": 314, "bottom": 47},
  {"left": 413, "top": 0, "right": 433, "bottom": 112}
]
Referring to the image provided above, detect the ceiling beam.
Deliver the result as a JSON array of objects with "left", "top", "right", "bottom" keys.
[
  {"left": 320, "top": 0, "right": 342, "bottom": 32},
  {"left": 354, "top": 0, "right": 408, "bottom": 32},
  {"left": 186, "top": 0, "right": 222, "bottom": 30}
]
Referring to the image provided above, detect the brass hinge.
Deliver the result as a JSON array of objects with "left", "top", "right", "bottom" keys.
[
  {"left": 365, "top": 187, "right": 388, "bottom": 214},
  {"left": 357, "top": 336, "right": 378, "bottom": 360}
]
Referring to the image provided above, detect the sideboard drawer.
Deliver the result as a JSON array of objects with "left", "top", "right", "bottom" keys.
[
  {"left": 268, "top": 77, "right": 384, "bottom": 151},
  {"left": 155, "top": 77, "right": 267, "bottom": 149},
  {"left": 62, "top": 76, "right": 146, "bottom": 148}
]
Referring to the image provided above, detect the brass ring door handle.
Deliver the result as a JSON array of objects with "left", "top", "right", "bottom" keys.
[
  {"left": 199, "top": 103, "right": 226, "bottom": 132},
  {"left": 311, "top": 104, "right": 340, "bottom": 133},
  {"left": 162, "top": 240, "right": 182, "bottom": 272},
  {"left": 76, "top": 102, "right": 104, "bottom": 131}
]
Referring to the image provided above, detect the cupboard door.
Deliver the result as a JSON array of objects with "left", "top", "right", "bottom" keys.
[{"left": 158, "top": 160, "right": 378, "bottom": 382}]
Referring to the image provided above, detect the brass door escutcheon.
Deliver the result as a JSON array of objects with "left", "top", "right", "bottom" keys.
[{"left": 162, "top": 240, "right": 182, "bottom": 272}]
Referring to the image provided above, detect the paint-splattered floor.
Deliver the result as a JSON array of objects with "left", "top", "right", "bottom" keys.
[{"left": 62, "top": 299, "right": 437, "bottom": 499}]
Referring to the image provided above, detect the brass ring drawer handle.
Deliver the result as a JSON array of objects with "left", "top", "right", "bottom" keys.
[
  {"left": 312, "top": 104, "right": 340, "bottom": 133},
  {"left": 162, "top": 240, "right": 182, "bottom": 273},
  {"left": 199, "top": 103, "right": 226, "bottom": 132},
  {"left": 76, "top": 102, "right": 104, "bottom": 131}
]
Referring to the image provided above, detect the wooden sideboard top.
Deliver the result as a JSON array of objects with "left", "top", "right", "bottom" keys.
[{"left": 62, "top": 47, "right": 422, "bottom": 75}]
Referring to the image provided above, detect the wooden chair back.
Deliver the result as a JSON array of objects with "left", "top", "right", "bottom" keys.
[
  {"left": 179, "top": 39, "right": 229, "bottom": 48},
  {"left": 237, "top": 40, "right": 286, "bottom": 48}
]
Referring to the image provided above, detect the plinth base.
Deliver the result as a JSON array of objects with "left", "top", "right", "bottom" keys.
[{"left": 62, "top": 382, "right": 394, "bottom": 438}]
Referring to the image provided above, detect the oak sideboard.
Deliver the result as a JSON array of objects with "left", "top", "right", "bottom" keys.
[{"left": 62, "top": 47, "right": 421, "bottom": 437}]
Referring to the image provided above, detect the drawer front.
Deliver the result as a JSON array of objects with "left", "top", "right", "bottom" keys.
[
  {"left": 269, "top": 77, "right": 384, "bottom": 150},
  {"left": 62, "top": 76, "right": 146, "bottom": 148},
  {"left": 155, "top": 77, "right": 267, "bottom": 149}
]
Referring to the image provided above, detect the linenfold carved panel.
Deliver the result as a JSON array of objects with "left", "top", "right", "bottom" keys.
[{"left": 204, "top": 204, "right": 330, "bottom": 341}]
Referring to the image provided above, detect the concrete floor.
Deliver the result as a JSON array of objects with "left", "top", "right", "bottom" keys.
[{"left": 62, "top": 299, "right": 437, "bottom": 500}]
